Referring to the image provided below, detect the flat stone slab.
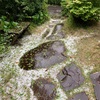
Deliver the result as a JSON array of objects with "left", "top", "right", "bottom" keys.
[
  {"left": 47, "top": 24, "right": 65, "bottom": 40},
  {"left": 53, "top": 24, "right": 63, "bottom": 34},
  {"left": 57, "top": 63, "right": 84, "bottom": 91},
  {"left": 47, "top": 31, "right": 65, "bottom": 40},
  {"left": 31, "top": 78, "right": 56, "bottom": 100},
  {"left": 69, "top": 92, "right": 88, "bottom": 100},
  {"left": 90, "top": 72, "right": 100, "bottom": 100},
  {"left": 48, "top": 5, "right": 62, "bottom": 18},
  {"left": 19, "top": 40, "right": 67, "bottom": 70}
]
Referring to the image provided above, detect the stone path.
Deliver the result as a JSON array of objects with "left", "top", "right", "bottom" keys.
[
  {"left": 48, "top": 5, "right": 62, "bottom": 18},
  {"left": 47, "top": 23, "right": 65, "bottom": 40},
  {"left": 18, "top": 18, "right": 99, "bottom": 100},
  {"left": 0, "top": 5, "right": 99, "bottom": 100}
]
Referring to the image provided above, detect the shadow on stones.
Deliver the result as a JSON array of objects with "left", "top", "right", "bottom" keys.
[
  {"left": 57, "top": 63, "right": 84, "bottom": 91},
  {"left": 19, "top": 40, "right": 67, "bottom": 70},
  {"left": 31, "top": 78, "right": 56, "bottom": 100}
]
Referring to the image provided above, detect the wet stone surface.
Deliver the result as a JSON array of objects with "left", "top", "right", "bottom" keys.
[
  {"left": 48, "top": 5, "right": 62, "bottom": 18},
  {"left": 69, "top": 92, "right": 88, "bottom": 100},
  {"left": 90, "top": 72, "right": 100, "bottom": 100},
  {"left": 19, "top": 40, "right": 67, "bottom": 70},
  {"left": 47, "top": 24, "right": 65, "bottom": 40},
  {"left": 31, "top": 78, "right": 56, "bottom": 100},
  {"left": 47, "top": 31, "right": 65, "bottom": 40},
  {"left": 57, "top": 63, "right": 84, "bottom": 91},
  {"left": 53, "top": 24, "right": 63, "bottom": 34}
]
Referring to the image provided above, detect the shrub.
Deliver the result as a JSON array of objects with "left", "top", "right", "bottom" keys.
[
  {"left": 88, "top": 0, "right": 100, "bottom": 7},
  {"left": 0, "top": 0, "right": 48, "bottom": 23},
  {"left": 0, "top": 32, "right": 10, "bottom": 54},
  {"left": 62, "top": 0, "right": 100, "bottom": 21},
  {"left": 61, "top": 0, "right": 69, "bottom": 16},
  {"left": 0, "top": 16, "right": 18, "bottom": 32}
]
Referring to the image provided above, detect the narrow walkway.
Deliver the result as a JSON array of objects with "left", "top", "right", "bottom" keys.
[{"left": 0, "top": 6, "right": 99, "bottom": 100}]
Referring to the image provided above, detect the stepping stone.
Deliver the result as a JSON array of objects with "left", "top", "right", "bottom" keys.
[
  {"left": 19, "top": 40, "right": 67, "bottom": 70},
  {"left": 47, "top": 31, "right": 65, "bottom": 40},
  {"left": 31, "top": 78, "right": 56, "bottom": 100},
  {"left": 57, "top": 63, "right": 84, "bottom": 91},
  {"left": 90, "top": 72, "right": 100, "bottom": 100},
  {"left": 69, "top": 92, "right": 88, "bottom": 100},
  {"left": 48, "top": 5, "right": 62, "bottom": 18},
  {"left": 47, "top": 23, "right": 65, "bottom": 40},
  {"left": 53, "top": 24, "right": 63, "bottom": 33}
]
